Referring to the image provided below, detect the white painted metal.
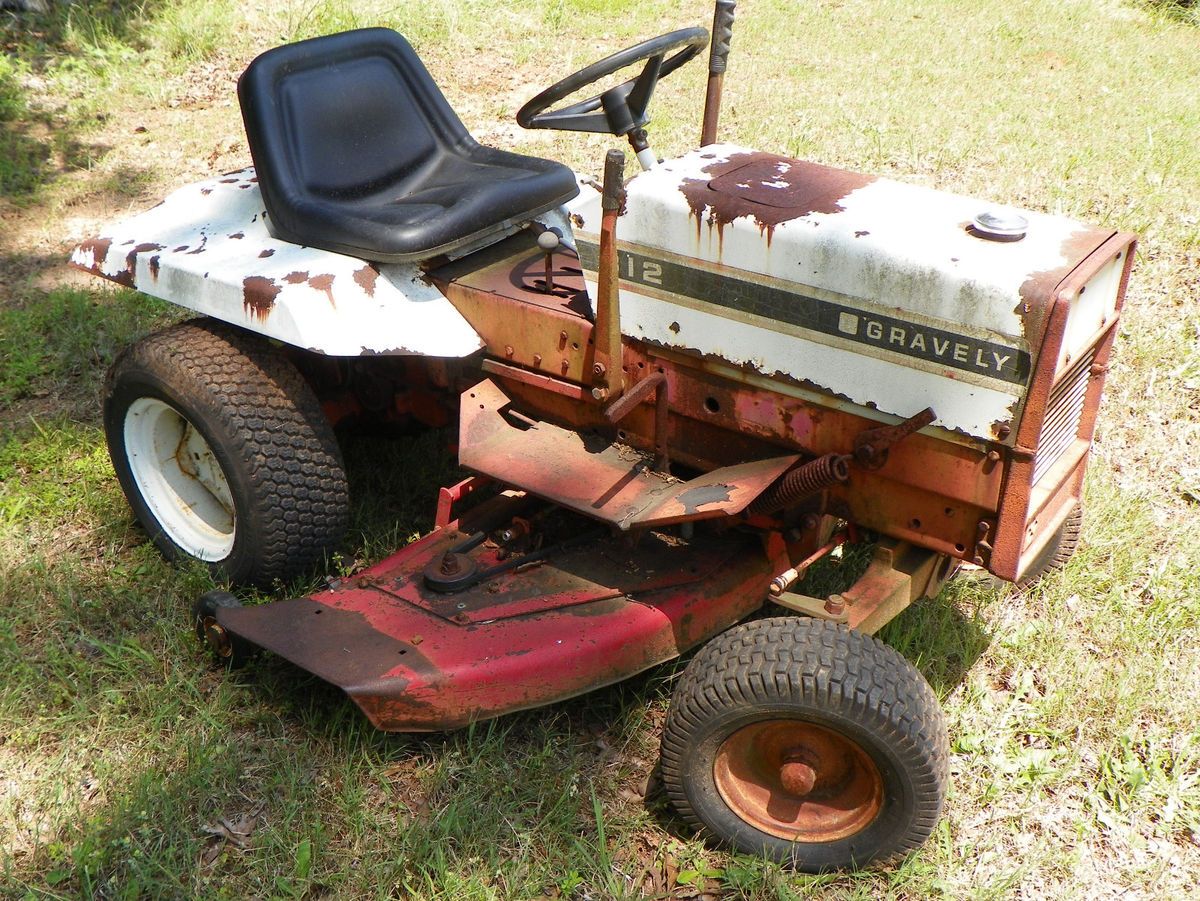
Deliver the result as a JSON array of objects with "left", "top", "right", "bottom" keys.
[
  {"left": 567, "top": 144, "right": 1121, "bottom": 440},
  {"left": 74, "top": 148, "right": 1120, "bottom": 443},
  {"left": 1057, "top": 252, "right": 1123, "bottom": 375},
  {"left": 70, "top": 169, "right": 485, "bottom": 358},
  {"left": 123, "top": 397, "right": 235, "bottom": 560}
]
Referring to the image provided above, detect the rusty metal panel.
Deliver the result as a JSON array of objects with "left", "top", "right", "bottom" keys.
[
  {"left": 990, "top": 233, "right": 1135, "bottom": 581},
  {"left": 70, "top": 169, "right": 484, "bottom": 357},
  {"left": 458, "top": 379, "right": 799, "bottom": 529},
  {"left": 429, "top": 230, "right": 595, "bottom": 382},
  {"left": 216, "top": 505, "right": 779, "bottom": 732}
]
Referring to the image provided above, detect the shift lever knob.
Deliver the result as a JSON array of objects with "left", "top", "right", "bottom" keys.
[{"left": 537, "top": 230, "right": 561, "bottom": 293}]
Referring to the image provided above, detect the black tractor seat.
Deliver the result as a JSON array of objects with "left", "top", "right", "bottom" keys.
[{"left": 238, "top": 28, "right": 579, "bottom": 263}]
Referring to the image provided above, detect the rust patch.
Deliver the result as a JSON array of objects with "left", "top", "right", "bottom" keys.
[
  {"left": 283, "top": 270, "right": 309, "bottom": 284},
  {"left": 1016, "top": 225, "right": 1113, "bottom": 345},
  {"left": 126, "top": 242, "right": 163, "bottom": 266},
  {"left": 353, "top": 264, "right": 379, "bottom": 296},
  {"left": 243, "top": 275, "right": 281, "bottom": 321},
  {"left": 117, "top": 242, "right": 163, "bottom": 286},
  {"left": 74, "top": 236, "right": 112, "bottom": 271},
  {"left": 148, "top": 255, "right": 161, "bottom": 279},
  {"left": 309, "top": 273, "right": 336, "bottom": 306},
  {"left": 173, "top": 244, "right": 189, "bottom": 253},
  {"left": 200, "top": 187, "right": 212, "bottom": 195},
  {"left": 229, "top": 231, "right": 245, "bottom": 239},
  {"left": 258, "top": 248, "right": 275, "bottom": 258},
  {"left": 680, "top": 152, "right": 875, "bottom": 245},
  {"left": 186, "top": 237, "right": 208, "bottom": 255},
  {"left": 219, "top": 178, "right": 239, "bottom": 184}
]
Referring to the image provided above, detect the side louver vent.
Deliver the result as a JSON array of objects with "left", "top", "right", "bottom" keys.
[{"left": 1033, "top": 349, "right": 1094, "bottom": 484}]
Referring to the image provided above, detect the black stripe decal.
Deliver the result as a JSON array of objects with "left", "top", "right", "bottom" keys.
[{"left": 576, "top": 240, "right": 1030, "bottom": 385}]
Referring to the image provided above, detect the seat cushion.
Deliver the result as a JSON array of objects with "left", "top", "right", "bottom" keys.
[{"left": 239, "top": 28, "right": 579, "bottom": 262}]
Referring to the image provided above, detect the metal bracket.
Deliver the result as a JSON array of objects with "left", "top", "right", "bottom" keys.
[
  {"left": 839, "top": 538, "right": 953, "bottom": 634},
  {"left": 853, "top": 407, "right": 936, "bottom": 470},
  {"left": 770, "top": 591, "right": 849, "bottom": 623}
]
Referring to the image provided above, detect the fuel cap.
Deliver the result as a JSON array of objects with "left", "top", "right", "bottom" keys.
[{"left": 971, "top": 209, "right": 1028, "bottom": 241}]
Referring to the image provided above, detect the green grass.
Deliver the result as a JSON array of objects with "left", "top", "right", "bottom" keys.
[{"left": 2, "top": 0, "right": 1200, "bottom": 898}]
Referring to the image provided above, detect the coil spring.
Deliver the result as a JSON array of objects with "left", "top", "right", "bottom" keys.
[{"left": 749, "top": 453, "right": 850, "bottom": 516}]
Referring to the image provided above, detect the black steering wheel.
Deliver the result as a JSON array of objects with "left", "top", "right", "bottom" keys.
[{"left": 517, "top": 27, "right": 709, "bottom": 137}]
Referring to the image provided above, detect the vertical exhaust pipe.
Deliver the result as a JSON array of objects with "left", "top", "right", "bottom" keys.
[{"left": 701, "top": 0, "right": 737, "bottom": 146}]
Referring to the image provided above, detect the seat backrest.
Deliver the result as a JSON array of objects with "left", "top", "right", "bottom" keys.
[{"left": 238, "top": 28, "right": 471, "bottom": 207}]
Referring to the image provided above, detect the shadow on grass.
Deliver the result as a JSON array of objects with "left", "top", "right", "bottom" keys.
[
  {"left": 0, "top": 264, "right": 179, "bottom": 415},
  {"left": 0, "top": 1, "right": 167, "bottom": 199}
]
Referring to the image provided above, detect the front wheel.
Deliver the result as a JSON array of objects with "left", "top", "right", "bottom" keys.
[
  {"left": 1015, "top": 502, "right": 1083, "bottom": 590},
  {"left": 660, "top": 617, "right": 948, "bottom": 872},
  {"left": 105, "top": 318, "right": 349, "bottom": 587}
]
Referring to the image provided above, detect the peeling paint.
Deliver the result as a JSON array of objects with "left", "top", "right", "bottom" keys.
[
  {"left": 127, "top": 242, "right": 163, "bottom": 271},
  {"left": 310, "top": 273, "right": 336, "bottom": 306},
  {"left": 73, "top": 236, "right": 112, "bottom": 271},
  {"left": 676, "top": 484, "right": 733, "bottom": 515},
  {"left": 680, "top": 152, "right": 875, "bottom": 246},
  {"left": 243, "top": 275, "right": 280, "bottom": 321},
  {"left": 353, "top": 264, "right": 379, "bottom": 297},
  {"left": 1016, "top": 224, "right": 1114, "bottom": 346}
]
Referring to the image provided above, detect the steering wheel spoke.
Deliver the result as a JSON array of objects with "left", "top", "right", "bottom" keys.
[
  {"left": 626, "top": 54, "right": 664, "bottom": 121},
  {"left": 517, "top": 27, "right": 708, "bottom": 139}
]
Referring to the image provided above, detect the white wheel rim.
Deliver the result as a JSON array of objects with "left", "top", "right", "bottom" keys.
[{"left": 124, "top": 397, "right": 236, "bottom": 560}]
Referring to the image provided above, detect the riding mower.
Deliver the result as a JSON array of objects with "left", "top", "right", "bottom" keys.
[{"left": 71, "top": 1, "right": 1134, "bottom": 872}]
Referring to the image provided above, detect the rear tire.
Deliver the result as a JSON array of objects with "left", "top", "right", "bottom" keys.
[
  {"left": 660, "top": 617, "right": 948, "bottom": 872},
  {"left": 105, "top": 318, "right": 349, "bottom": 587}
]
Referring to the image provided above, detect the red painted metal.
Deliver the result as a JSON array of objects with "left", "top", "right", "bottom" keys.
[
  {"left": 216, "top": 492, "right": 786, "bottom": 731},
  {"left": 435, "top": 475, "right": 489, "bottom": 529},
  {"left": 459, "top": 378, "right": 800, "bottom": 529}
]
